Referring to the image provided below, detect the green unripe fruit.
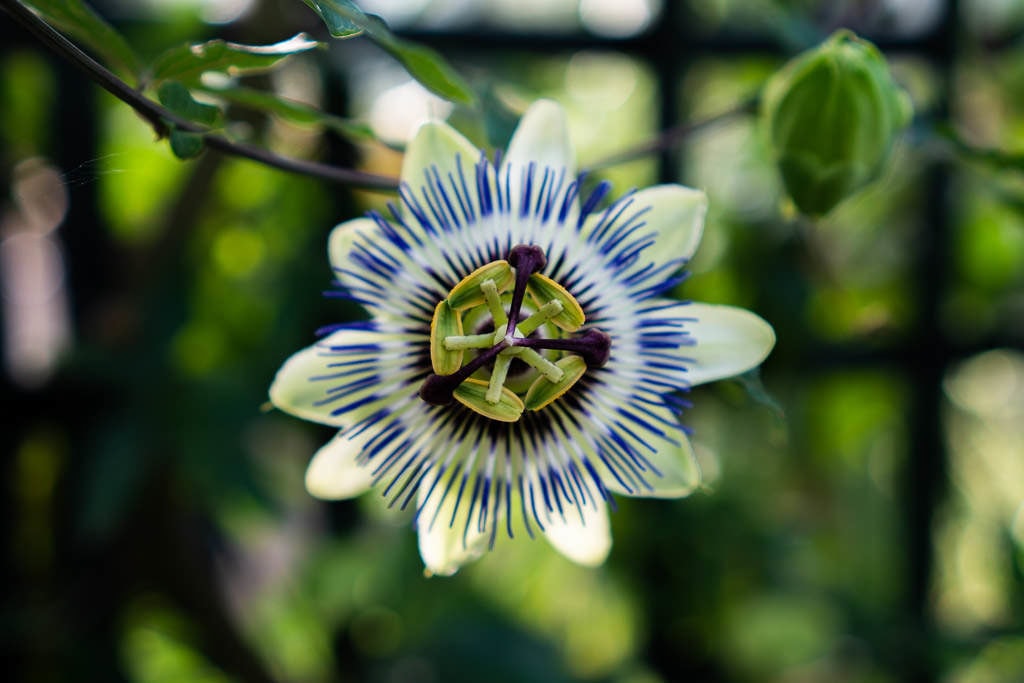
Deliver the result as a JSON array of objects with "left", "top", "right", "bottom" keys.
[{"left": 763, "top": 30, "right": 912, "bottom": 215}]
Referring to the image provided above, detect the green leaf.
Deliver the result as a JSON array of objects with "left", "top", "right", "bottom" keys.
[
  {"left": 157, "top": 81, "right": 222, "bottom": 127},
  {"left": 24, "top": 0, "right": 142, "bottom": 80},
  {"left": 149, "top": 33, "right": 322, "bottom": 87},
  {"left": 301, "top": 0, "right": 366, "bottom": 38},
  {"left": 198, "top": 84, "right": 378, "bottom": 143},
  {"left": 301, "top": 0, "right": 477, "bottom": 106},
  {"left": 381, "top": 36, "right": 477, "bottom": 106},
  {"left": 168, "top": 129, "right": 205, "bottom": 159}
]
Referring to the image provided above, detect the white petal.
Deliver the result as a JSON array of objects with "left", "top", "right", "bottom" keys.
[
  {"left": 269, "top": 342, "right": 348, "bottom": 428},
  {"left": 542, "top": 499, "right": 611, "bottom": 567},
  {"left": 416, "top": 472, "right": 490, "bottom": 577},
  {"left": 505, "top": 99, "right": 575, "bottom": 177},
  {"left": 401, "top": 119, "right": 481, "bottom": 190},
  {"left": 684, "top": 303, "right": 775, "bottom": 386},
  {"left": 579, "top": 388, "right": 702, "bottom": 498},
  {"left": 579, "top": 184, "right": 706, "bottom": 297},
  {"left": 328, "top": 216, "right": 377, "bottom": 280},
  {"left": 304, "top": 430, "right": 378, "bottom": 500},
  {"left": 328, "top": 217, "right": 405, "bottom": 316},
  {"left": 269, "top": 328, "right": 421, "bottom": 428},
  {"left": 632, "top": 184, "right": 707, "bottom": 263},
  {"left": 613, "top": 427, "right": 700, "bottom": 499}
]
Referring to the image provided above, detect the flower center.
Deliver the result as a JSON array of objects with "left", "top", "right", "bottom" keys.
[{"left": 419, "top": 244, "right": 611, "bottom": 422}]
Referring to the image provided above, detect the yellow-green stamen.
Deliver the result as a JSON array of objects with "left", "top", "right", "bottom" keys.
[{"left": 419, "top": 244, "right": 612, "bottom": 420}]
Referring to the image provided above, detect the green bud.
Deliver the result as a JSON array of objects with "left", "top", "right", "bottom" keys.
[{"left": 763, "top": 30, "right": 913, "bottom": 215}]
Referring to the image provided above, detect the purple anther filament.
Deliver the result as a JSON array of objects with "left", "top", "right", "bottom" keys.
[
  {"left": 513, "top": 328, "right": 612, "bottom": 368},
  {"left": 420, "top": 341, "right": 508, "bottom": 405},
  {"left": 505, "top": 244, "right": 546, "bottom": 335}
]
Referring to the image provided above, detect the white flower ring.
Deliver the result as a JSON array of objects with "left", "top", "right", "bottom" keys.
[{"left": 270, "top": 100, "right": 775, "bottom": 576}]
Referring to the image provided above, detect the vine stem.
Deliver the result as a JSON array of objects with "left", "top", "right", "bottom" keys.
[
  {"left": 1, "top": 0, "right": 401, "bottom": 192},
  {"left": 582, "top": 97, "right": 759, "bottom": 172},
  {"left": 3, "top": 0, "right": 759, "bottom": 187},
  {"left": 934, "top": 121, "right": 1024, "bottom": 172}
]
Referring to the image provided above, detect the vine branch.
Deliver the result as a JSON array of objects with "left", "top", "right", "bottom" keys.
[
  {"left": 583, "top": 97, "right": 759, "bottom": 172},
  {"left": 4, "top": 0, "right": 763, "bottom": 189},
  {"left": 1, "top": 0, "right": 401, "bottom": 192},
  {"left": 935, "top": 122, "right": 1024, "bottom": 173}
]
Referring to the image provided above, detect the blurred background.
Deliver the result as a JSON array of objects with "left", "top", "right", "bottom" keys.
[{"left": 2, "top": 0, "right": 1024, "bottom": 681}]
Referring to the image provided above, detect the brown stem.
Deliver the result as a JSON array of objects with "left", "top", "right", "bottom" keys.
[
  {"left": 0, "top": 0, "right": 400, "bottom": 192},
  {"left": 582, "top": 97, "right": 759, "bottom": 172}
]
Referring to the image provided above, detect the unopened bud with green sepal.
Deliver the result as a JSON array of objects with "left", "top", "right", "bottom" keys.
[{"left": 762, "top": 29, "right": 913, "bottom": 215}]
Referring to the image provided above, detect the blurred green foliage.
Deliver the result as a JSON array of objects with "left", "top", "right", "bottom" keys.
[{"left": 3, "top": 1, "right": 1024, "bottom": 683}]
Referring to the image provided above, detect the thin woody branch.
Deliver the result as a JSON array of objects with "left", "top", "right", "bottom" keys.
[
  {"left": 583, "top": 97, "right": 759, "bottom": 172},
  {"left": 0, "top": 0, "right": 401, "bottom": 192}
]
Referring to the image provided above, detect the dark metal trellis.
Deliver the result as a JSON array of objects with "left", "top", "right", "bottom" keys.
[{"left": 0, "top": 1, "right": 979, "bottom": 682}]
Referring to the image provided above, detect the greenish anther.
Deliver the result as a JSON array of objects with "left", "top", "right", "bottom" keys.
[
  {"left": 444, "top": 333, "right": 495, "bottom": 351},
  {"left": 486, "top": 354, "right": 515, "bottom": 404},
  {"left": 481, "top": 278, "right": 507, "bottom": 328},
  {"left": 516, "top": 300, "right": 564, "bottom": 337},
  {"left": 514, "top": 347, "right": 564, "bottom": 382}
]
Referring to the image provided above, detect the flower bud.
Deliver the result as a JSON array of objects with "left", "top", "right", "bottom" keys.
[{"left": 763, "top": 30, "right": 912, "bottom": 215}]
